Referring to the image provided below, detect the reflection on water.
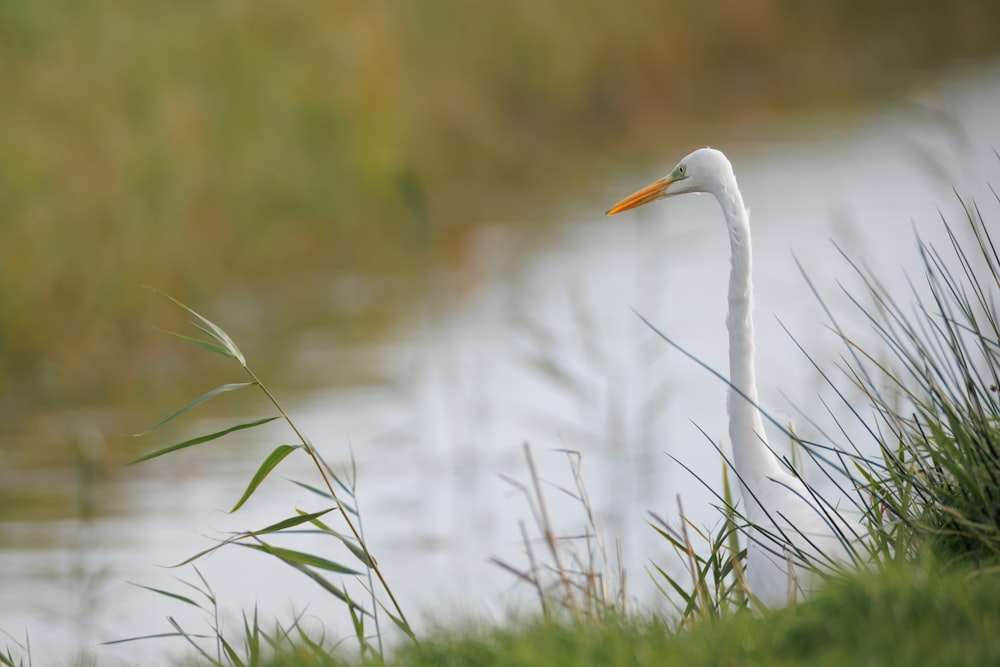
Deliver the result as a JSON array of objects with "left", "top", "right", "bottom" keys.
[{"left": 3, "top": 61, "right": 1000, "bottom": 664}]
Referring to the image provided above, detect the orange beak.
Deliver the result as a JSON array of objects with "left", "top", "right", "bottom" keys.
[{"left": 605, "top": 176, "right": 675, "bottom": 217}]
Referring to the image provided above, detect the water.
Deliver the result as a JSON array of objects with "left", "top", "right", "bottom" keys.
[{"left": 3, "top": 61, "right": 1000, "bottom": 664}]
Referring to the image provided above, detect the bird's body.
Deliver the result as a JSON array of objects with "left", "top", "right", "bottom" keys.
[{"left": 606, "top": 148, "right": 860, "bottom": 605}]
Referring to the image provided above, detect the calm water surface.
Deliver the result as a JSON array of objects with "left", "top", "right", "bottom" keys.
[{"left": 3, "top": 62, "right": 1000, "bottom": 664}]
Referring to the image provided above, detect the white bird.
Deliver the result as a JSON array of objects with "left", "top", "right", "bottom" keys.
[{"left": 605, "top": 147, "right": 861, "bottom": 606}]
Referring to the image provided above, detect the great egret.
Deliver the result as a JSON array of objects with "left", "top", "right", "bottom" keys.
[{"left": 606, "top": 147, "right": 860, "bottom": 605}]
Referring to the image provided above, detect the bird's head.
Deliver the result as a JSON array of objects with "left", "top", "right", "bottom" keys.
[{"left": 605, "top": 147, "right": 733, "bottom": 216}]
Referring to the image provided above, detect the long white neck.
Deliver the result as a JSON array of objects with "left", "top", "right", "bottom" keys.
[{"left": 713, "top": 177, "right": 784, "bottom": 507}]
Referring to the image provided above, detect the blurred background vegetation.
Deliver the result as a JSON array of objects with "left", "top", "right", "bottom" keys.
[{"left": 1, "top": 0, "right": 998, "bottom": 440}]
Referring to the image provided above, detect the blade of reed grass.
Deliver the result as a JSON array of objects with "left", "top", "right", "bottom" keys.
[
  {"left": 168, "top": 509, "right": 338, "bottom": 568},
  {"left": 298, "top": 509, "right": 375, "bottom": 567},
  {"left": 286, "top": 478, "right": 335, "bottom": 501},
  {"left": 276, "top": 559, "right": 370, "bottom": 615},
  {"left": 230, "top": 444, "right": 300, "bottom": 512},
  {"left": 127, "top": 416, "right": 279, "bottom": 465},
  {"left": 164, "top": 330, "right": 238, "bottom": 361},
  {"left": 238, "top": 543, "right": 363, "bottom": 575},
  {"left": 254, "top": 508, "right": 337, "bottom": 535},
  {"left": 101, "top": 631, "right": 214, "bottom": 646},
  {"left": 133, "top": 382, "right": 257, "bottom": 436},
  {"left": 127, "top": 582, "right": 202, "bottom": 608},
  {"left": 150, "top": 288, "right": 246, "bottom": 365},
  {"left": 382, "top": 607, "right": 418, "bottom": 641}
]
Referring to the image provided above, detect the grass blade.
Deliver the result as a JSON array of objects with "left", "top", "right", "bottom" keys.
[
  {"left": 127, "top": 582, "right": 203, "bottom": 609},
  {"left": 230, "top": 444, "right": 300, "bottom": 513},
  {"left": 339, "top": 535, "right": 376, "bottom": 569},
  {"left": 101, "top": 632, "right": 214, "bottom": 646},
  {"left": 277, "top": 558, "right": 369, "bottom": 614},
  {"left": 166, "top": 510, "right": 339, "bottom": 568},
  {"left": 238, "top": 543, "right": 363, "bottom": 575},
  {"left": 164, "top": 330, "right": 237, "bottom": 360},
  {"left": 253, "top": 508, "right": 337, "bottom": 536},
  {"left": 219, "top": 634, "right": 246, "bottom": 667},
  {"left": 127, "top": 416, "right": 279, "bottom": 465},
  {"left": 286, "top": 478, "right": 334, "bottom": 501},
  {"left": 151, "top": 288, "right": 246, "bottom": 365},
  {"left": 288, "top": 509, "right": 374, "bottom": 568},
  {"left": 134, "top": 382, "right": 257, "bottom": 436},
  {"left": 243, "top": 607, "right": 260, "bottom": 667},
  {"left": 382, "top": 608, "right": 417, "bottom": 641}
]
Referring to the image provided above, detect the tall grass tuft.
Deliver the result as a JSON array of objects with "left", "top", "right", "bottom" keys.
[
  {"left": 647, "top": 460, "right": 750, "bottom": 626},
  {"left": 832, "top": 185, "right": 1000, "bottom": 566},
  {"left": 117, "top": 291, "right": 412, "bottom": 662}
]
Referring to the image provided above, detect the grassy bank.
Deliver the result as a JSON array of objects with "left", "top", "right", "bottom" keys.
[
  {"left": 277, "top": 560, "right": 998, "bottom": 667},
  {"left": 2, "top": 1, "right": 999, "bottom": 427}
]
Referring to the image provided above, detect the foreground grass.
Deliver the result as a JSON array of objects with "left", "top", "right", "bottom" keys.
[{"left": 257, "top": 559, "right": 999, "bottom": 667}]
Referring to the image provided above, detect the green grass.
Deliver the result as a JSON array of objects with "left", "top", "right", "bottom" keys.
[
  {"left": 806, "top": 186, "right": 1000, "bottom": 570},
  {"left": 254, "top": 558, "right": 1000, "bottom": 667}
]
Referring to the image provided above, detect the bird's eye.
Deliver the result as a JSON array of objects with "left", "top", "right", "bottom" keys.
[{"left": 676, "top": 164, "right": 686, "bottom": 177}]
